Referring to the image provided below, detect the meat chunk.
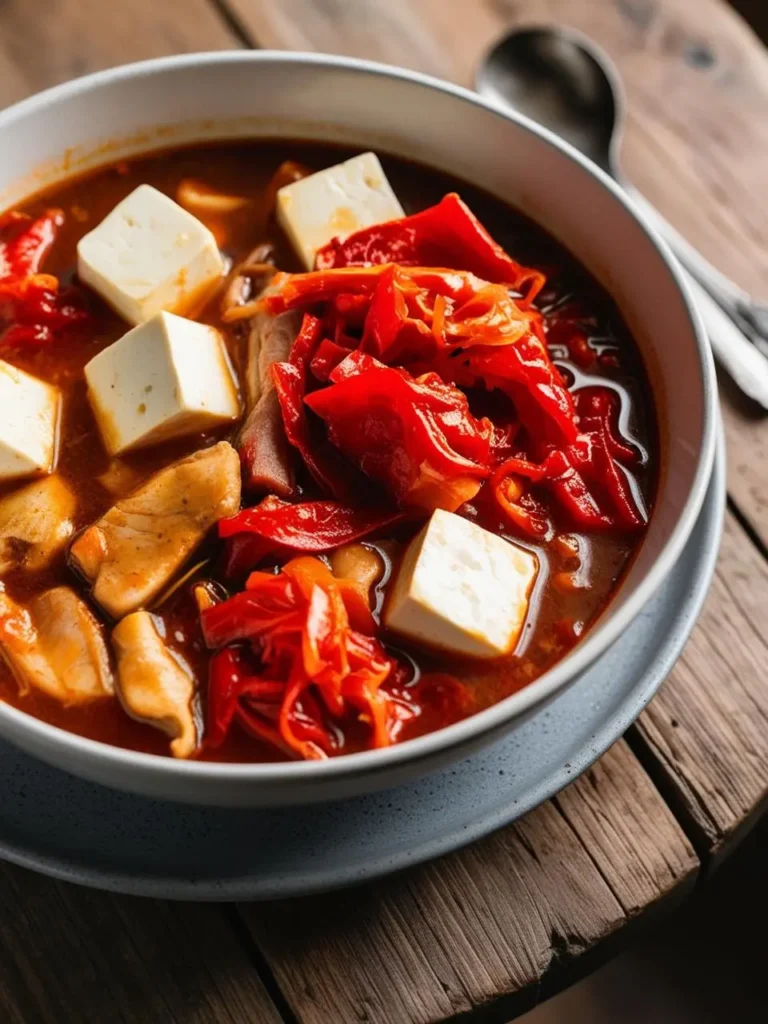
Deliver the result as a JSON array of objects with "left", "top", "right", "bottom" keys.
[
  {"left": 0, "top": 475, "right": 76, "bottom": 574},
  {"left": 112, "top": 611, "right": 198, "bottom": 758},
  {"left": 237, "top": 306, "right": 300, "bottom": 496},
  {"left": 0, "top": 585, "right": 114, "bottom": 704},
  {"left": 70, "top": 441, "right": 241, "bottom": 619}
]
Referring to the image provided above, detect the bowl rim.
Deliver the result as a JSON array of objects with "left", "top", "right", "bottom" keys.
[{"left": 0, "top": 49, "right": 718, "bottom": 786}]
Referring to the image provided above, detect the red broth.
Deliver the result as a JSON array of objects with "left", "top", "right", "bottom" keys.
[{"left": 0, "top": 140, "right": 657, "bottom": 761}]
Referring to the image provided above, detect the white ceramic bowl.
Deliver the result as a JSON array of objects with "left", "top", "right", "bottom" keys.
[{"left": 0, "top": 52, "right": 717, "bottom": 806}]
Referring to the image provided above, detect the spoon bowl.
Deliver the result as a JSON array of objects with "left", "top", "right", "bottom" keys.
[{"left": 477, "top": 26, "right": 623, "bottom": 174}]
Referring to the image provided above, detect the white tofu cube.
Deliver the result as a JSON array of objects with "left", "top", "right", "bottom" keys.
[
  {"left": 277, "top": 152, "right": 404, "bottom": 269},
  {"left": 0, "top": 361, "right": 60, "bottom": 481},
  {"left": 384, "top": 510, "right": 538, "bottom": 659},
  {"left": 84, "top": 311, "right": 240, "bottom": 456},
  {"left": 77, "top": 184, "right": 225, "bottom": 325}
]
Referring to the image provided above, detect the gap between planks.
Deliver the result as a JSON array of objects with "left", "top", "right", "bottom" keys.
[{"left": 239, "top": 740, "right": 697, "bottom": 1024}]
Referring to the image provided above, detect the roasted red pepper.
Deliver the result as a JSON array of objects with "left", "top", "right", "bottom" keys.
[
  {"left": 262, "top": 264, "right": 576, "bottom": 446},
  {"left": 316, "top": 192, "right": 545, "bottom": 302},
  {"left": 306, "top": 352, "right": 494, "bottom": 511},
  {"left": 361, "top": 264, "right": 435, "bottom": 363},
  {"left": 309, "top": 337, "right": 353, "bottom": 382},
  {"left": 0, "top": 209, "right": 60, "bottom": 278},
  {"left": 220, "top": 494, "right": 408, "bottom": 576},
  {"left": 434, "top": 322, "right": 578, "bottom": 447},
  {"left": 0, "top": 210, "right": 90, "bottom": 346},
  {"left": 271, "top": 313, "right": 355, "bottom": 500},
  {"left": 203, "top": 556, "right": 415, "bottom": 760},
  {"left": 492, "top": 386, "right": 645, "bottom": 534}
]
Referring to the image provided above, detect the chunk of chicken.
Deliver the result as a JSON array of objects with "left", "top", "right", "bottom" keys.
[
  {"left": 0, "top": 475, "right": 77, "bottom": 574},
  {"left": 0, "top": 585, "right": 114, "bottom": 704},
  {"left": 112, "top": 611, "right": 198, "bottom": 758},
  {"left": 237, "top": 305, "right": 300, "bottom": 497},
  {"left": 70, "top": 441, "right": 241, "bottom": 619}
]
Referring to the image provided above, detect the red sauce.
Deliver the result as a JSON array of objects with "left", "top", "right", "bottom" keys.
[{"left": 0, "top": 140, "right": 657, "bottom": 761}]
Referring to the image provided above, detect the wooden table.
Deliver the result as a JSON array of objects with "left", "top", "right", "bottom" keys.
[{"left": 1, "top": 1, "right": 767, "bottom": 1020}]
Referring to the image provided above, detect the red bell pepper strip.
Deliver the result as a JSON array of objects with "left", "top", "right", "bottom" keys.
[
  {"left": 361, "top": 264, "right": 435, "bottom": 363},
  {"left": 220, "top": 494, "right": 408, "bottom": 577},
  {"left": 272, "top": 313, "right": 355, "bottom": 500},
  {"left": 309, "top": 337, "right": 352, "bottom": 382},
  {"left": 576, "top": 387, "right": 639, "bottom": 465},
  {"left": 316, "top": 192, "right": 546, "bottom": 302},
  {"left": 0, "top": 210, "right": 90, "bottom": 346},
  {"left": 207, "top": 646, "right": 253, "bottom": 747},
  {"left": 440, "top": 325, "right": 578, "bottom": 447},
  {"left": 491, "top": 386, "right": 646, "bottom": 534},
  {"left": 306, "top": 352, "right": 493, "bottom": 511},
  {"left": 0, "top": 209, "right": 61, "bottom": 279}
]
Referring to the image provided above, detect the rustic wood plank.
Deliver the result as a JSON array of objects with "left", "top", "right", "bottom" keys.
[
  {"left": 719, "top": 376, "right": 768, "bottom": 544},
  {"left": 230, "top": 0, "right": 768, "bottom": 546},
  {"left": 0, "top": 861, "right": 282, "bottom": 1024},
  {"left": 634, "top": 509, "right": 768, "bottom": 862},
  {"left": 0, "top": 0, "right": 240, "bottom": 109},
  {"left": 241, "top": 740, "right": 697, "bottom": 1024}
]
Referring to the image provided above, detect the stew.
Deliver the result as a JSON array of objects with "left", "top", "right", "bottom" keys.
[{"left": 0, "top": 140, "right": 656, "bottom": 762}]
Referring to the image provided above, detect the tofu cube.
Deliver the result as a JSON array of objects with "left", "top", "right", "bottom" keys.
[
  {"left": 277, "top": 152, "right": 404, "bottom": 269},
  {"left": 84, "top": 311, "right": 240, "bottom": 455},
  {"left": 0, "top": 361, "right": 60, "bottom": 481},
  {"left": 384, "top": 510, "right": 538, "bottom": 659},
  {"left": 77, "top": 184, "right": 225, "bottom": 325}
]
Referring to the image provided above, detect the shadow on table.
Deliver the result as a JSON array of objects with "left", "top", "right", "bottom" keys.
[{"left": 522, "top": 818, "right": 768, "bottom": 1023}]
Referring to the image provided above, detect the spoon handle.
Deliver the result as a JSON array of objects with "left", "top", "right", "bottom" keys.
[
  {"left": 682, "top": 270, "right": 768, "bottom": 409},
  {"left": 626, "top": 187, "right": 768, "bottom": 408}
]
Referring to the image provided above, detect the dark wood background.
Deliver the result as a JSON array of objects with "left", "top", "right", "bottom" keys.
[{"left": 1, "top": 1, "right": 767, "bottom": 1021}]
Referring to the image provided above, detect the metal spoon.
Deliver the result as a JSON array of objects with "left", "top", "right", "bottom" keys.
[{"left": 476, "top": 25, "right": 768, "bottom": 408}]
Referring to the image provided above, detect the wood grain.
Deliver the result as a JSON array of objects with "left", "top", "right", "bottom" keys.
[
  {"left": 635, "top": 509, "right": 768, "bottom": 862},
  {"left": 0, "top": 0, "right": 240, "bottom": 108},
  {"left": 0, "top": 862, "right": 281, "bottom": 1024},
  {"left": 242, "top": 741, "right": 697, "bottom": 1024}
]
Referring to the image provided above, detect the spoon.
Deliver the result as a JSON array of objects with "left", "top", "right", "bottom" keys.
[{"left": 476, "top": 26, "right": 768, "bottom": 408}]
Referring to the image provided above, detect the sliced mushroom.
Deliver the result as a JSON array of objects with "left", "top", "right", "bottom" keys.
[
  {"left": 0, "top": 475, "right": 76, "bottom": 574},
  {"left": 237, "top": 303, "right": 301, "bottom": 497},
  {"left": 177, "top": 179, "right": 251, "bottom": 216},
  {"left": 112, "top": 611, "right": 198, "bottom": 759},
  {"left": 70, "top": 441, "right": 241, "bottom": 619},
  {"left": 0, "top": 585, "right": 114, "bottom": 705},
  {"left": 330, "top": 543, "right": 385, "bottom": 606},
  {"left": 220, "top": 242, "right": 276, "bottom": 320}
]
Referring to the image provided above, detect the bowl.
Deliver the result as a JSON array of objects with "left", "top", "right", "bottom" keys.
[{"left": 0, "top": 52, "right": 717, "bottom": 806}]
